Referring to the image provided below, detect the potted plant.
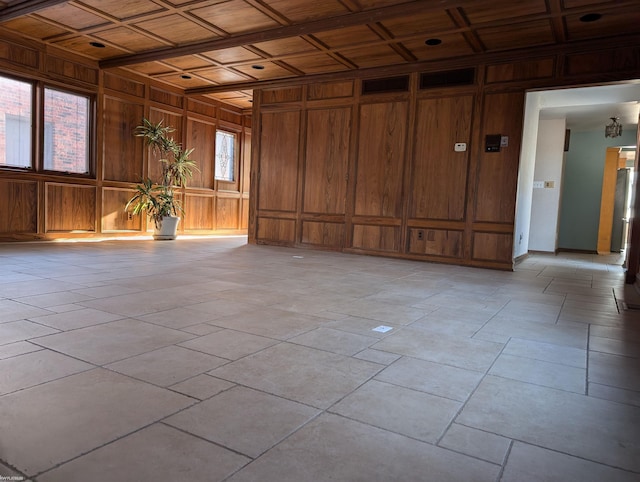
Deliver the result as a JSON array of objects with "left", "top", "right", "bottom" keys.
[{"left": 125, "top": 118, "right": 198, "bottom": 240}]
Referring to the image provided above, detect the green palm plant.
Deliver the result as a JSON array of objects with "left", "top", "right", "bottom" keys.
[{"left": 125, "top": 118, "right": 198, "bottom": 230}]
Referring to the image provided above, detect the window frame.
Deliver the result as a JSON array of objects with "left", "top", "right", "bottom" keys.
[
  {"left": 214, "top": 126, "right": 241, "bottom": 190},
  {"left": 0, "top": 74, "right": 35, "bottom": 172}
]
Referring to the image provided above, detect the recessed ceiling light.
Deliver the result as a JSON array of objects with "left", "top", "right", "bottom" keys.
[
  {"left": 89, "top": 41, "right": 105, "bottom": 48},
  {"left": 251, "top": 65, "right": 265, "bottom": 70},
  {"left": 425, "top": 38, "right": 442, "bottom": 46},
  {"left": 181, "top": 74, "right": 192, "bottom": 79},
  {"left": 579, "top": 13, "right": 602, "bottom": 22}
]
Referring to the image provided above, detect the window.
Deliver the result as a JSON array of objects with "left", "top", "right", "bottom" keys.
[
  {"left": 0, "top": 74, "right": 92, "bottom": 174},
  {"left": 0, "top": 77, "right": 32, "bottom": 168},
  {"left": 44, "top": 88, "right": 90, "bottom": 174},
  {"left": 215, "top": 130, "right": 236, "bottom": 182}
]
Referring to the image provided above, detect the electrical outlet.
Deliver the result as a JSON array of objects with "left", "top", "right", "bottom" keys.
[
  {"left": 417, "top": 230, "right": 424, "bottom": 241},
  {"left": 127, "top": 212, "right": 133, "bottom": 221}
]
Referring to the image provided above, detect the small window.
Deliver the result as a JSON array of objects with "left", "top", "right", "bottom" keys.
[
  {"left": 43, "top": 87, "right": 90, "bottom": 174},
  {"left": 0, "top": 77, "right": 32, "bottom": 168},
  {"left": 215, "top": 130, "right": 236, "bottom": 182}
]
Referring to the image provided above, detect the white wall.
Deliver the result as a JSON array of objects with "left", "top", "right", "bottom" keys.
[
  {"left": 528, "top": 119, "right": 566, "bottom": 252},
  {"left": 513, "top": 93, "right": 540, "bottom": 258}
]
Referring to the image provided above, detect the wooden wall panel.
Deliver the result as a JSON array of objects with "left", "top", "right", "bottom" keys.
[
  {"left": 258, "top": 110, "right": 300, "bottom": 212},
  {"left": 472, "top": 232, "right": 513, "bottom": 262},
  {"left": 102, "top": 188, "right": 141, "bottom": 231},
  {"left": 216, "top": 196, "right": 240, "bottom": 229},
  {"left": 46, "top": 184, "right": 96, "bottom": 232},
  {"left": 303, "top": 107, "right": 351, "bottom": 214},
  {"left": 184, "top": 194, "right": 214, "bottom": 230},
  {"left": 262, "top": 87, "right": 302, "bottom": 104},
  {"left": 242, "top": 131, "right": 252, "bottom": 194},
  {"left": 307, "top": 81, "right": 354, "bottom": 100},
  {"left": 408, "top": 228, "right": 463, "bottom": 258},
  {"left": 485, "top": 58, "right": 555, "bottom": 83},
  {"left": 411, "top": 96, "right": 472, "bottom": 220},
  {"left": 103, "top": 72, "right": 145, "bottom": 98},
  {"left": 301, "top": 221, "right": 344, "bottom": 247},
  {"left": 257, "top": 218, "right": 296, "bottom": 242},
  {"left": 0, "top": 180, "right": 37, "bottom": 233},
  {"left": 241, "top": 197, "right": 249, "bottom": 230},
  {"left": 352, "top": 224, "right": 399, "bottom": 252},
  {"left": 474, "top": 91, "right": 524, "bottom": 223},
  {"left": 187, "top": 117, "right": 215, "bottom": 189},
  {"left": 102, "top": 97, "right": 144, "bottom": 182},
  {"left": 354, "top": 102, "right": 408, "bottom": 217}
]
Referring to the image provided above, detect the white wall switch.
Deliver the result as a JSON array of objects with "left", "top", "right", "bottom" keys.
[
  {"left": 533, "top": 181, "right": 544, "bottom": 189},
  {"left": 544, "top": 181, "right": 555, "bottom": 188},
  {"left": 454, "top": 143, "right": 467, "bottom": 152},
  {"left": 500, "top": 136, "right": 509, "bottom": 147}
]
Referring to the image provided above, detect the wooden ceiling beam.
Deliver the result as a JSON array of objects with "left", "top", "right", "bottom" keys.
[
  {"left": 99, "top": 1, "right": 449, "bottom": 69},
  {"left": 0, "top": 0, "right": 67, "bottom": 20}
]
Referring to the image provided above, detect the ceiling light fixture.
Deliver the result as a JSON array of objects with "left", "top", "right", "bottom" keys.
[
  {"left": 251, "top": 65, "right": 265, "bottom": 70},
  {"left": 605, "top": 117, "right": 622, "bottom": 138},
  {"left": 579, "top": 13, "right": 602, "bottom": 22},
  {"left": 89, "top": 41, "right": 105, "bottom": 48},
  {"left": 425, "top": 38, "right": 442, "bottom": 46},
  {"left": 181, "top": 74, "right": 192, "bottom": 79}
]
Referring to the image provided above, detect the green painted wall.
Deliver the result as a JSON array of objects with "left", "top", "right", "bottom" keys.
[{"left": 558, "top": 128, "right": 637, "bottom": 251}]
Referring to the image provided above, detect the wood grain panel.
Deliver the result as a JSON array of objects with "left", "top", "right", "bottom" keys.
[
  {"left": 303, "top": 107, "right": 350, "bottom": 215},
  {"left": 258, "top": 110, "right": 300, "bottom": 212},
  {"left": 564, "top": 48, "right": 640, "bottom": 77},
  {"left": 187, "top": 98, "right": 216, "bottom": 118},
  {"left": 262, "top": 87, "right": 303, "bottom": 103},
  {"left": 0, "top": 40, "right": 39, "bottom": 68},
  {"left": 219, "top": 109, "right": 243, "bottom": 125},
  {"left": 216, "top": 196, "right": 240, "bottom": 229},
  {"left": 103, "top": 72, "right": 145, "bottom": 97},
  {"left": 102, "top": 97, "right": 144, "bottom": 182},
  {"left": 45, "top": 57, "right": 98, "bottom": 84},
  {"left": 241, "top": 197, "right": 249, "bottom": 229},
  {"left": 148, "top": 109, "right": 183, "bottom": 183},
  {"left": 301, "top": 221, "right": 344, "bottom": 247},
  {"left": 408, "top": 228, "right": 463, "bottom": 258},
  {"left": 474, "top": 91, "right": 524, "bottom": 223},
  {"left": 307, "top": 81, "right": 354, "bottom": 100},
  {"left": 242, "top": 131, "right": 252, "bottom": 193},
  {"left": 46, "top": 184, "right": 96, "bottom": 232},
  {"left": 354, "top": 101, "right": 407, "bottom": 217},
  {"left": 485, "top": 58, "right": 555, "bottom": 83},
  {"left": 352, "top": 224, "right": 399, "bottom": 252},
  {"left": 0, "top": 180, "right": 37, "bottom": 233},
  {"left": 472, "top": 232, "right": 513, "bottom": 262},
  {"left": 411, "top": 96, "right": 472, "bottom": 221},
  {"left": 187, "top": 117, "right": 215, "bottom": 189},
  {"left": 184, "top": 194, "right": 214, "bottom": 230},
  {"left": 149, "top": 86, "right": 183, "bottom": 108},
  {"left": 257, "top": 217, "right": 296, "bottom": 242},
  {"left": 102, "top": 188, "right": 141, "bottom": 231}
]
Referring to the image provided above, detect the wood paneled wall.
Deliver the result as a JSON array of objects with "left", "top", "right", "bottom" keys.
[
  {"left": 0, "top": 38, "right": 251, "bottom": 241},
  {"left": 250, "top": 45, "right": 639, "bottom": 270}
]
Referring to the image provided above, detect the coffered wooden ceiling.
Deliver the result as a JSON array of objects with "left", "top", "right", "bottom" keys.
[{"left": 0, "top": 0, "right": 638, "bottom": 109}]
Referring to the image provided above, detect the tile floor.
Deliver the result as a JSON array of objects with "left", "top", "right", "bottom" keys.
[{"left": 1, "top": 237, "right": 640, "bottom": 481}]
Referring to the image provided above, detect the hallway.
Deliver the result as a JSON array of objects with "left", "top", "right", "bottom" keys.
[{"left": 1, "top": 238, "right": 639, "bottom": 481}]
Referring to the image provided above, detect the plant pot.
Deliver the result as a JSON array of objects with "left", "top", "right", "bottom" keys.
[{"left": 153, "top": 215, "right": 180, "bottom": 240}]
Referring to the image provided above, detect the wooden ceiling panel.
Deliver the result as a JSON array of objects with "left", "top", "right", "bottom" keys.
[
  {"left": 52, "top": 36, "right": 129, "bottom": 58},
  {"left": 205, "top": 91, "right": 252, "bottom": 108},
  {"left": 261, "top": 0, "right": 350, "bottom": 22},
  {"left": 200, "top": 46, "right": 263, "bottom": 64},
  {"left": 134, "top": 14, "right": 220, "bottom": 44},
  {"left": 283, "top": 52, "right": 350, "bottom": 74},
  {"left": 476, "top": 19, "right": 555, "bottom": 51},
  {"left": 189, "top": 0, "right": 281, "bottom": 34},
  {"left": 402, "top": 34, "right": 475, "bottom": 62},
  {"left": 252, "top": 36, "right": 318, "bottom": 57},
  {"left": 1, "top": 16, "right": 68, "bottom": 39},
  {"left": 561, "top": 0, "right": 613, "bottom": 7},
  {"left": 311, "top": 25, "right": 381, "bottom": 49},
  {"left": 338, "top": 43, "right": 406, "bottom": 69},
  {"left": 127, "top": 61, "right": 178, "bottom": 76},
  {"left": 356, "top": 0, "right": 416, "bottom": 8},
  {"left": 76, "top": 0, "right": 167, "bottom": 21},
  {"left": 379, "top": 10, "right": 457, "bottom": 38},
  {"left": 93, "top": 27, "right": 168, "bottom": 51},
  {"left": 35, "top": 3, "right": 109, "bottom": 30},
  {"left": 154, "top": 72, "right": 213, "bottom": 89},
  {"left": 565, "top": 10, "right": 640, "bottom": 41},
  {"left": 162, "top": 55, "right": 213, "bottom": 70},
  {"left": 461, "top": 0, "right": 549, "bottom": 24},
  {"left": 233, "top": 61, "right": 298, "bottom": 79},
  {"left": 196, "top": 67, "right": 250, "bottom": 83}
]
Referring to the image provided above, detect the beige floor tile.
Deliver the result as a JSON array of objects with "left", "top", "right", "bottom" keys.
[
  {"left": 32, "top": 319, "right": 194, "bottom": 365},
  {"left": 186, "top": 298, "right": 259, "bottom": 318},
  {"left": 0, "top": 299, "right": 52, "bottom": 323},
  {"left": 179, "top": 328, "right": 278, "bottom": 360},
  {"left": 169, "top": 374, "right": 235, "bottom": 400},
  {"left": 352, "top": 348, "right": 401, "bottom": 365},
  {"left": 588, "top": 382, "right": 640, "bottom": 407},
  {"left": 210, "top": 342, "right": 381, "bottom": 408},
  {"left": 375, "top": 356, "right": 483, "bottom": 401},
  {"left": 330, "top": 379, "right": 460, "bottom": 443},
  {"left": 439, "top": 423, "right": 511, "bottom": 464},
  {"left": 15, "top": 291, "right": 93, "bottom": 308},
  {"left": 323, "top": 315, "right": 400, "bottom": 338},
  {"left": 227, "top": 413, "right": 500, "bottom": 482},
  {"left": 27, "top": 308, "right": 124, "bottom": 331},
  {"left": 135, "top": 306, "right": 223, "bottom": 329},
  {"left": 457, "top": 375, "right": 640, "bottom": 472},
  {"left": 0, "top": 368, "right": 194, "bottom": 476},
  {"left": 79, "top": 289, "right": 192, "bottom": 317},
  {"left": 476, "top": 316, "right": 588, "bottom": 348},
  {"left": 590, "top": 324, "right": 640, "bottom": 342},
  {"left": 0, "top": 340, "right": 42, "bottom": 359},
  {"left": 106, "top": 345, "right": 228, "bottom": 386},
  {"left": 372, "top": 327, "right": 503, "bottom": 372},
  {"left": 0, "top": 320, "right": 59, "bottom": 345},
  {"left": 38, "top": 423, "right": 249, "bottom": 482},
  {"left": 288, "top": 327, "right": 377, "bottom": 356},
  {"left": 502, "top": 337, "right": 586, "bottom": 368},
  {"left": 166, "top": 386, "right": 319, "bottom": 458},
  {"left": 330, "top": 298, "right": 428, "bottom": 325},
  {"left": 589, "top": 351, "right": 640, "bottom": 391},
  {"left": 0, "top": 349, "right": 93, "bottom": 395},
  {"left": 590, "top": 336, "right": 640, "bottom": 358},
  {"left": 502, "top": 442, "right": 640, "bottom": 482}
]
